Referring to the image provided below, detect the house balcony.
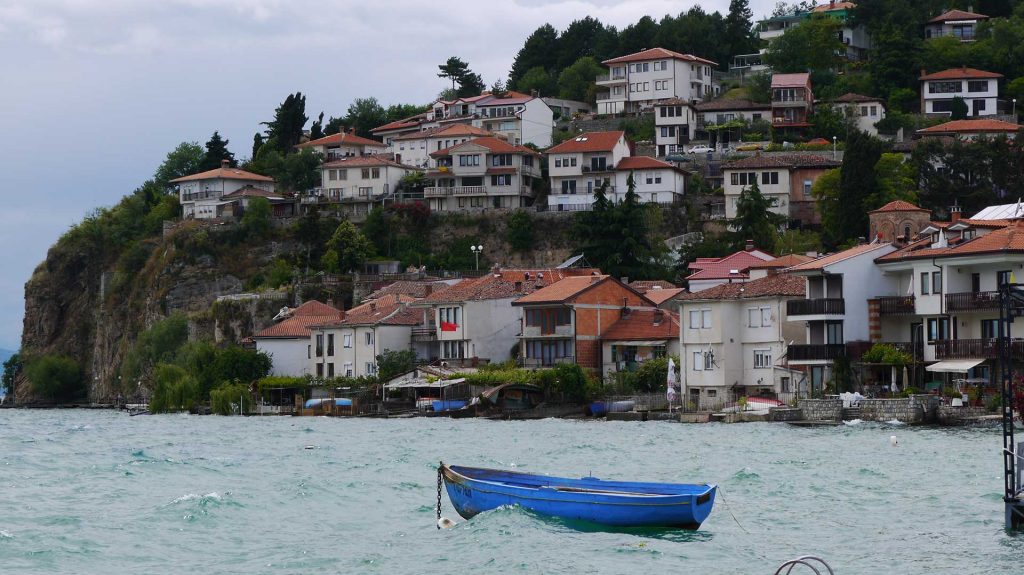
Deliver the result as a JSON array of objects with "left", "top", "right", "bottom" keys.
[
  {"left": 787, "top": 298, "right": 846, "bottom": 318},
  {"left": 787, "top": 344, "right": 848, "bottom": 362},
  {"left": 517, "top": 356, "right": 576, "bottom": 368},
  {"left": 596, "top": 93, "right": 618, "bottom": 102},
  {"left": 595, "top": 74, "right": 627, "bottom": 85},
  {"left": 772, "top": 116, "right": 811, "bottom": 127},
  {"left": 772, "top": 97, "right": 808, "bottom": 108},
  {"left": 933, "top": 338, "right": 1024, "bottom": 360},
  {"left": 452, "top": 186, "right": 486, "bottom": 196},
  {"left": 945, "top": 291, "right": 1000, "bottom": 312},
  {"left": 424, "top": 187, "right": 451, "bottom": 197},
  {"left": 521, "top": 325, "right": 574, "bottom": 338},
  {"left": 412, "top": 324, "right": 437, "bottom": 341},
  {"left": 300, "top": 195, "right": 325, "bottom": 205},
  {"left": 877, "top": 296, "right": 916, "bottom": 315}
]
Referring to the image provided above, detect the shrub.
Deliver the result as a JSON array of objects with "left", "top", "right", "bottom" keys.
[
  {"left": 860, "top": 343, "right": 913, "bottom": 366},
  {"left": 121, "top": 313, "right": 189, "bottom": 388},
  {"left": 149, "top": 363, "right": 200, "bottom": 413},
  {"left": 210, "top": 381, "right": 252, "bottom": 415},
  {"left": 25, "top": 355, "right": 84, "bottom": 402},
  {"left": 375, "top": 349, "right": 416, "bottom": 381}
]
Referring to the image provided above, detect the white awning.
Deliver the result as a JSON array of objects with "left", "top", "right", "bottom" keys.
[
  {"left": 926, "top": 359, "right": 985, "bottom": 373},
  {"left": 384, "top": 377, "right": 466, "bottom": 390}
]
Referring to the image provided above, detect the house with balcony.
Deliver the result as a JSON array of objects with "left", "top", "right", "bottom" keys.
[
  {"left": 758, "top": 2, "right": 870, "bottom": 61},
  {"left": 545, "top": 131, "right": 631, "bottom": 210},
  {"left": 600, "top": 309, "right": 680, "bottom": 379},
  {"left": 771, "top": 73, "right": 814, "bottom": 132},
  {"left": 392, "top": 124, "right": 493, "bottom": 169},
  {"left": 916, "top": 118, "right": 1020, "bottom": 141},
  {"left": 473, "top": 92, "right": 554, "bottom": 148},
  {"left": 784, "top": 242, "right": 899, "bottom": 394},
  {"left": 542, "top": 97, "right": 592, "bottom": 120},
  {"left": 171, "top": 160, "right": 276, "bottom": 220},
  {"left": 614, "top": 156, "right": 688, "bottom": 204},
  {"left": 693, "top": 99, "right": 771, "bottom": 144},
  {"left": 371, "top": 114, "right": 431, "bottom": 151},
  {"left": 424, "top": 137, "right": 541, "bottom": 212},
  {"left": 308, "top": 155, "right": 420, "bottom": 218},
  {"left": 295, "top": 129, "right": 387, "bottom": 160},
  {"left": 307, "top": 295, "right": 425, "bottom": 379},
  {"left": 253, "top": 300, "right": 343, "bottom": 377},
  {"left": 757, "top": 11, "right": 804, "bottom": 42},
  {"left": 873, "top": 215, "right": 1024, "bottom": 380},
  {"left": 653, "top": 98, "right": 697, "bottom": 156},
  {"left": 925, "top": 9, "right": 989, "bottom": 42},
  {"left": 920, "top": 67, "right": 1002, "bottom": 117},
  {"left": 596, "top": 48, "right": 719, "bottom": 115},
  {"left": 686, "top": 243, "right": 776, "bottom": 292},
  {"left": 678, "top": 273, "right": 806, "bottom": 409},
  {"left": 512, "top": 275, "right": 654, "bottom": 372},
  {"left": 413, "top": 268, "right": 599, "bottom": 366},
  {"left": 831, "top": 93, "right": 886, "bottom": 136},
  {"left": 721, "top": 154, "right": 841, "bottom": 226}
]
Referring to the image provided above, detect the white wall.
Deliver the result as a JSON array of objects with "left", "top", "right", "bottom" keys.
[
  {"left": 614, "top": 168, "right": 685, "bottom": 202},
  {"left": 257, "top": 338, "right": 312, "bottom": 377},
  {"left": 723, "top": 168, "right": 792, "bottom": 219}
]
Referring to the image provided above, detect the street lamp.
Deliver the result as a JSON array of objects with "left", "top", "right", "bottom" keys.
[
  {"left": 1014, "top": 98, "right": 1018, "bottom": 118},
  {"left": 832, "top": 136, "right": 837, "bottom": 160},
  {"left": 470, "top": 244, "right": 484, "bottom": 270}
]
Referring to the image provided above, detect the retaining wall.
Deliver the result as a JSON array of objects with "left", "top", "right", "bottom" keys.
[
  {"left": 799, "top": 399, "right": 843, "bottom": 421},
  {"left": 858, "top": 398, "right": 926, "bottom": 423},
  {"left": 769, "top": 407, "right": 803, "bottom": 422}
]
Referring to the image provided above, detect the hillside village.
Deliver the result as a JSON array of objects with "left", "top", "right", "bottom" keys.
[{"left": 9, "top": 1, "right": 1024, "bottom": 419}]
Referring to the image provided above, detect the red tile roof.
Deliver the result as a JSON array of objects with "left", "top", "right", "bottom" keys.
[
  {"left": 327, "top": 294, "right": 422, "bottom": 326},
  {"left": 679, "top": 273, "right": 805, "bottom": 300},
  {"left": 723, "top": 154, "right": 840, "bottom": 170},
  {"left": 919, "top": 67, "right": 1002, "bottom": 81},
  {"left": 694, "top": 98, "right": 770, "bottom": 112},
  {"left": 431, "top": 136, "right": 540, "bottom": 158},
  {"left": 419, "top": 269, "right": 600, "bottom": 304},
  {"left": 747, "top": 253, "right": 814, "bottom": 270},
  {"left": 296, "top": 131, "right": 386, "bottom": 149},
  {"left": 812, "top": 1, "right": 856, "bottom": 12},
  {"left": 364, "top": 280, "right": 454, "bottom": 301},
  {"left": 513, "top": 275, "right": 652, "bottom": 306},
  {"left": 322, "top": 154, "right": 417, "bottom": 169},
  {"left": 169, "top": 166, "right": 274, "bottom": 184},
  {"left": 394, "top": 123, "right": 493, "bottom": 141},
  {"left": 928, "top": 9, "right": 989, "bottom": 23},
  {"left": 869, "top": 200, "right": 929, "bottom": 214},
  {"left": 877, "top": 221, "right": 1024, "bottom": 262},
  {"left": 687, "top": 249, "right": 775, "bottom": 281},
  {"left": 371, "top": 114, "right": 428, "bottom": 133},
  {"left": 771, "top": 73, "right": 811, "bottom": 88},
  {"left": 630, "top": 280, "right": 678, "bottom": 290},
  {"left": 833, "top": 92, "right": 884, "bottom": 104},
  {"left": 545, "top": 131, "right": 626, "bottom": 154},
  {"left": 254, "top": 300, "right": 343, "bottom": 339},
  {"left": 643, "top": 287, "right": 686, "bottom": 305},
  {"left": 786, "top": 242, "right": 893, "bottom": 272},
  {"left": 616, "top": 156, "right": 687, "bottom": 172},
  {"left": 221, "top": 186, "right": 284, "bottom": 200},
  {"left": 601, "top": 310, "right": 680, "bottom": 341},
  {"left": 917, "top": 119, "right": 1021, "bottom": 134},
  {"left": 603, "top": 47, "right": 716, "bottom": 67}
]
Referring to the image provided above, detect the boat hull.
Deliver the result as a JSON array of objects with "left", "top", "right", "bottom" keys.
[{"left": 441, "top": 464, "right": 715, "bottom": 529}]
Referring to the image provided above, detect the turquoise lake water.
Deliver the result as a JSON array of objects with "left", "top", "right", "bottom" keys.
[{"left": 0, "top": 410, "right": 1021, "bottom": 574}]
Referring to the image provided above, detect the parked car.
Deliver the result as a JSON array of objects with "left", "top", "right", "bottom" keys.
[
  {"left": 686, "top": 145, "right": 714, "bottom": 154},
  {"left": 736, "top": 143, "right": 764, "bottom": 151}
]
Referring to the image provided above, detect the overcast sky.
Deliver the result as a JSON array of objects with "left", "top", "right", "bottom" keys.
[{"left": 0, "top": 0, "right": 779, "bottom": 350}]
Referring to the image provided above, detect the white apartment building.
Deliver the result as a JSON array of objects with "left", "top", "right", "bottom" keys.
[
  {"left": 614, "top": 156, "right": 687, "bottom": 204},
  {"left": 253, "top": 301, "right": 343, "bottom": 377},
  {"left": 653, "top": 99, "right": 697, "bottom": 156},
  {"left": 392, "top": 124, "right": 493, "bottom": 169},
  {"left": 545, "top": 131, "right": 631, "bottom": 209},
  {"left": 295, "top": 130, "right": 387, "bottom": 160},
  {"left": 721, "top": 154, "right": 840, "bottom": 226},
  {"left": 831, "top": 93, "right": 886, "bottom": 136},
  {"left": 678, "top": 273, "right": 806, "bottom": 409},
  {"left": 424, "top": 137, "right": 541, "bottom": 212},
  {"left": 371, "top": 114, "right": 430, "bottom": 151},
  {"left": 596, "top": 48, "right": 719, "bottom": 115},
  {"left": 920, "top": 67, "right": 1002, "bottom": 117},
  {"left": 308, "top": 295, "right": 423, "bottom": 379},
  {"left": 171, "top": 160, "right": 276, "bottom": 220},
  {"left": 425, "top": 91, "right": 554, "bottom": 148},
  {"left": 310, "top": 155, "right": 420, "bottom": 218}
]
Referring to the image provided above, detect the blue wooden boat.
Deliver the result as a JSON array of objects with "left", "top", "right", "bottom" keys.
[{"left": 440, "top": 463, "right": 716, "bottom": 529}]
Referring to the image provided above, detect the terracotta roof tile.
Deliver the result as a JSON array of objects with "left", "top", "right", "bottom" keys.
[
  {"left": 917, "top": 119, "right": 1020, "bottom": 134},
  {"left": 928, "top": 9, "right": 989, "bottom": 23},
  {"left": 919, "top": 67, "right": 1002, "bottom": 81},
  {"left": 679, "top": 273, "right": 805, "bottom": 301},
  {"left": 603, "top": 47, "right": 716, "bottom": 67},
  {"left": 771, "top": 73, "right": 811, "bottom": 88},
  {"left": 723, "top": 154, "right": 840, "bottom": 170},
  {"left": 322, "top": 154, "right": 418, "bottom": 170},
  {"left": 786, "top": 243, "right": 893, "bottom": 272},
  {"left": 600, "top": 310, "right": 680, "bottom": 341},
  {"left": 877, "top": 221, "right": 1024, "bottom": 262},
  {"left": 169, "top": 166, "right": 274, "bottom": 184},
  {"left": 419, "top": 269, "right": 600, "bottom": 304},
  {"left": 431, "top": 136, "right": 540, "bottom": 157},
  {"left": 687, "top": 249, "right": 776, "bottom": 281},
  {"left": 616, "top": 156, "right": 687, "bottom": 172},
  {"left": 694, "top": 98, "right": 770, "bottom": 112},
  {"left": 812, "top": 1, "right": 856, "bottom": 12},
  {"left": 254, "top": 300, "right": 343, "bottom": 339},
  {"left": 394, "top": 123, "right": 493, "bottom": 141},
  {"left": 221, "top": 186, "right": 284, "bottom": 200},
  {"left": 328, "top": 294, "right": 421, "bottom": 326},
  {"left": 869, "top": 200, "right": 929, "bottom": 214},
  {"left": 545, "top": 131, "right": 626, "bottom": 154},
  {"left": 364, "top": 280, "right": 454, "bottom": 301},
  {"left": 297, "top": 132, "right": 386, "bottom": 149},
  {"left": 833, "top": 92, "right": 883, "bottom": 104},
  {"left": 747, "top": 253, "right": 814, "bottom": 270},
  {"left": 643, "top": 287, "right": 686, "bottom": 305}
]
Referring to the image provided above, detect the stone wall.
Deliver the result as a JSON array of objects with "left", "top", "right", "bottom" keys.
[
  {"left": 937, "top": 405, "right": 993, "bottom": 425},
  {"left": 858, "top": 398, "right": 926, "bottom": 423},
  {"left": 770, "top": 407, "right": 803, "bottom": 422},
  {"left": 799, "top": 399, "right": 842, "bottom": 421}
]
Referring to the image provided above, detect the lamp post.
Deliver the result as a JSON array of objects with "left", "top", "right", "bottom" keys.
[
  {"left": 470, "top": 244, "right": 483, "bottom": 271},
  {"left": 832, "top": 136, "right": 837, "bottom": 160},
  {"left": 1014, "top": 98, "right": 1018, "bottom": 118}
]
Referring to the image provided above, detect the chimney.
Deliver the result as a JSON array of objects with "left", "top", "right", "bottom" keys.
[
  {"left": 745, "top": 239, "right": 754, "bottom": 252},
  {"left": 348, "top": 127, "right": 355, "bottom": 134},
  {"left": 620, "top": 276, "right": 629, "bottom": 285},
  {"left": 591, "top": 276, "right": 602, "bottom": 284},
  {"left": 951, "top": 204, "right": 962, "bottom": 222},
  {"left": 423, "top": 284, "right": 433, "bottom": 297},
  {"left": 514, "top": 281, "right": 523, "bottom": 292},
  {"left": 370, "top": 302, "right": 377, "bottom": 312},
  {"left": 220, "top": 159, "right": 230, "bottom": 169},
  {"left": 530, "top": 89, "right": 539, "bottom": 98}
]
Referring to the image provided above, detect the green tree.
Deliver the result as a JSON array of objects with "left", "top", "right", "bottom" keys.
[
  {"left": 457, "top": 71, "right": 485, "bottom": 98},
  {"left": 556, "top": 17, "right": 613, "bottom": 70},
  {"left": 870, "top": 153, "right": 917, "bottom": 209},
  {"left": 2, "top": 352, "right": 21, "bottom": 398},
  {"left": 149, "top": 363, "right": 199, "bottom": 413},
  {"left": 746, "top": 72, "right": 772, "bottom": 103},
  {"left": 25, "top": 355, "right": 84, "bottom": 402},
  {"left": 516, "top": 66, "right": 557, "bottom": 97},
  {"left": 775, "top": 229, "right": 822, "bottom": 255},
  {"left": 241, "top": 197, "right": 272, "bottom": 238},
  {"left": 509, "top": 24, "right": 559, "bottom": 88},
  {"left": 489, "top": 77, "right": 508, "bottom": 99},
  {"left": 438, "top": 56, "right": 471, "bottom": 91},
  {"left": 950, "top": 96, "right": 969, "bottom": 120},
  {"left": 210, "top": 347, "right": 272, "bottom": 386},
  {"left": 810, "top": 104, "right": 855, "bottom": 140},
  {"left": 121, "top": 313, "right": 190, "bottom": 389},
  {"left": 725, "top": 0, "right": 757, "bottom": 57},
  {"left": 252, "top": 132, "right": 265, "bottom": 158},
  {"left": 764, "top": 14, "right": 844, "bottom": 73},
  {"left": 344, "top": 97, "right": 388, "bottom": 138},
  {"left": 835, "top": 130, "right": 883, "bottom": 245},
  {"left": 618, "top": 16, "right": 659, "bottom": 55},
  {"left": 262, "top": 92, "right": 308, "bottom": 153},
  {"left": 729, "top": 180, "right": 787, "bottom": 252},
  {"left": 154, "top": 142, "right": 204, "bottom": 188},
  {"left": 557, "top": 56, "right": 604, "bottom": 103},
  {"left": 376, "top": 349, "right": 416, "bottom": 381},
  {"left": 250, "top": 148, "right": 321, "bottom": 193},
  {"left": 210, "top": 382, "right": 251, "bottom": 415},
  {"left": 506, "top": 210, "right": 535, "bottom": 253},
  {"left": 199, "top": 131, "right": 235, "bottom": 171},
  {"left": 812, "top": 167, "right": 843, "bottom": 246},
  {"left": 322, "top": 220, "right": 374, "bottom": 273}
]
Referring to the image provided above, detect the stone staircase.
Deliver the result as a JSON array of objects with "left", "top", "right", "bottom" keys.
[{"left": 841, "top": 407, "right": 862, "bottom": 420}]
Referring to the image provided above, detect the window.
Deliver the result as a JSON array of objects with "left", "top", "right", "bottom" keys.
[
  {"left": 692, "top": 351, "right": 704, "bottom": 371},
  {"left": 688, "top": 309, "right": 712, "bottom": 329},
  {"left": 328, "top": 169, "right": 337, "bottom": 181},
  {"left": 344, "top": 363, "right": 353, "bottom": 377},
  {"left": 998, "top": 270, "right": 1012, "bottom": 288},
  {"left": 920, "top": 272, "right": 930, "bottom": 295},
  {"left": 491, "top": 154, "right": 512, "bottom": 167},
  {"left": 316, "top": 363, "right": 323, "bottom": 378},
  {"left": 660, "top": 126, "right": 676, "bottom": 138},
  {"left": 803, "top": 180, "right": 812, "bottom": 195},
  {"left": 315, "top": 334, "right": 324, "bottom": 357},
  {"left": 525, "top": 308, "right": 571, "bottom": 334},
  {"left": 761, "top": 171, "right": 779, "bottom": 185},
  {"left": 825, "top": 321, "right": 844, "bottom": 345},
  {"left": 361, "top": 168, "right": 370, "bottom": 178},
  {"left": 561, "top": 180, "right": 576, "bottom": 194},
  {"left": 524, "top": 156, "right": 534, "bottom": 167},
  {"left": 974, "top": 99, "right": 987, "bottom": 112},
  {"left": 365, "top": 331, "right": 374, "bottom": 346},
  {"left": 982, "top": 319, "right": 999, "bottom": 340},
  {"left": 442, "top": 340, "right": 466, "bottom": 359},
  {"left": 781, "top": 377, "right": 791, "bottom": 393},
  {"left": 754, "top": 349, "right": 772, "bottom": 369},
  {"left": 870, "top": 105, "right": 878, "bottom": 116},
  {"left": 307, "top": 344, "right": 311, "bottom": 359},
  {"left": 365, "top": 362, "right": 376, "bottom": 375},
  {"left": 931, "top": 100, "right": 954, "bottom": 113},
  {"left": 748, "top": 306, "right": 772, "bottom": 327},
  {"left": 327, "top": 363, "right": 335, "bottom": 378},
  {"left": 555, "top": 158, "right": 562, "bottom": 168},
  {"left": 931, "top": 271, "right": 942, "bottom": 294},
  {"left": 459, "top": 154, "right": 480, "bottom": 166},
  {"left": 967, "top": 80, "right": 989, "bottom": 93},
  {"left": 929, "top": 81, "right": 961, "bottom": 94},
  {"left": 860, "top": 106, "right": 868, "bottom": 116},
  {"left": 491, "top": 174, "right": 511, "bottom": 186},
  {"left": 343, "top": 334, "right": 352, "bottom": 348},
  {"left": 927, "top": 317, "right": 950, "bottom": 342},
  {"left": 327, "top": 334, "right": 334, "bottom": 356}
]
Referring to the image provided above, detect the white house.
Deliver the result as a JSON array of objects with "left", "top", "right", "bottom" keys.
[
  {"left": 596, "top": 48, "right": 719, "bottom": 115},
  {"left": 613, "top": 156, "right": 687, "bottom": 204},
  {"left": 392, "top": 124, "right": 493, "bottom": 169},
  {"left": 371, "top": 114, "right": 430, "bottom": 151},
  {"left": 925, "top": 9, "right": 989, "bottom": 42},
  {"left": 920, "top": 67, "right": 1002, "bottom": 117},
  {"left": 545, "top": 131, "right": 631, "bottom": 209},
  {"left": 424, "top": 137, "right": 541, "bottom": 211},
  {"left": 295, "top": 130, "right": 387, "bottom": 160},
  {"left": 309, "top": 155, "right": 420, "bottom": 218},
  {"left": 253, "top": 301, "right": 343, "bottom": 377},
  {"left": 693, "top": 98, "right": 771, "bottom": 139},
  {"left": 685, "top": 244, "right": 776, "bottom": 293},
  {"left": 171, "top": 160, "right": 276, "bottom": 220},
  {"left": 831, "top": 93, "right": 886, "bottom": 136},
  {"left": 653, "top": 98, "right": 697, "bottom": 156},
  {"left": 308, "top": 295, "right": 423, "bottom": 379},
  {"left": 916, "top": 118, "right": 1020, "bottom": 141},
  {"left": 678, "top": 273, "right": 806, "bottom": 409},
  {"left": 473, "top": 93, "right": 554, "bottom": 148},
  {"left": 542, "top": 97, "right": 592, "bottom": 120}
]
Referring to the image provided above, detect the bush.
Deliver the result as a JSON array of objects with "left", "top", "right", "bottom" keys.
[
  {"left": 210, "top": 381, "right": 252, "bottom": 415},
  {"left": 25, "top": 355, "right": 84, "bottom": 402},
  {"left": 860, "top": 343, "right": 913, "bottom": 366},
  {"left": 121, "top": 313, "right": 189, "bottom": 388},
  {"left": 149, "top": 363, "right": 200, "bottom": 413},
  {"left": 375, "top": 349, "right": 416, "bottom": 381},
  {"left": 256, "top": 375, "right": 312, "bottom": 394}
]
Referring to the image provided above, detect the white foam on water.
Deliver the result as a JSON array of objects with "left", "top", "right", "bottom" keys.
[{"left": 843, "top": 419, "right": 863, "bottom": 426}]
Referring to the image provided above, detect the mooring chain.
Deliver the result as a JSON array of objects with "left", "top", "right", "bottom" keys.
[{"left": 436, "top": 462, "right": 443, "bottom": 529}]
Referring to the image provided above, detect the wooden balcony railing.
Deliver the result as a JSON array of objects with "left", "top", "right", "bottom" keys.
[
  {"left": 787, "top": 298, "right": 846, "bottom": 316},
  {"left": 945, "top": 291, "right": 1000, "bottom": 312},
  {"left": 787, "top": 344, "right": 848, "bottom": 361},
  {"left": 877, "top": 296, "right": 916, "bottom": 315},
  {"left": 933, "top": 338, "right": 1024, "bottom": 359}
]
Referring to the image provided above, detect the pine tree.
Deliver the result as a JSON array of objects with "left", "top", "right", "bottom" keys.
[
  {"left": 309, "top": 112, "right": 324, "bottom": 140},
  {"left": 836, "top": 130, "right": 883, "bottom": 244},
  {"left": 199, "top": 131, "right": 235, "bottom": 171},
  {"left": 438, "top": 57, "right": 470, "bottom": 91},
  {"left": 729, "top": 180, "right": 787, "bottom": 252},
  {"left": 262, "top": 92, "right": 308, "bottom": 154},
  {"left": 725, "top": 0, "right": 756, "bottom": 57},
  {"left": 252, "top": 132, "right": 264, "bottom": 159}
]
